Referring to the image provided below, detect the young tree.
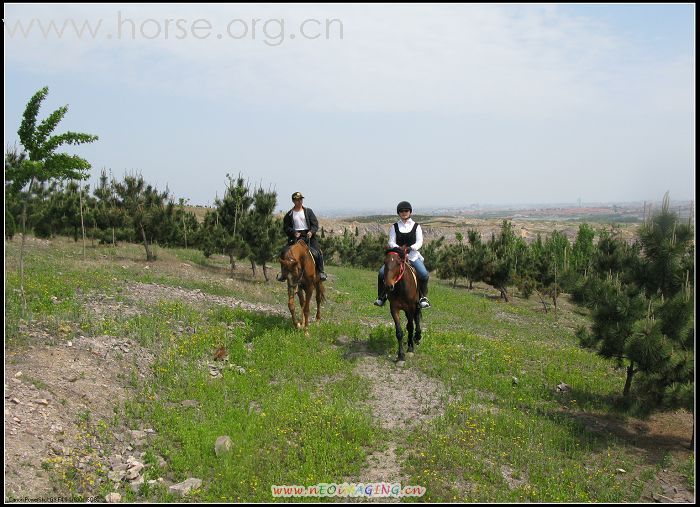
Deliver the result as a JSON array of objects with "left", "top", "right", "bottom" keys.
[
  {"left": 113, "top": 174, "right": 169, "bottom": 261},
  {"left": 245, "top": 187, "right": 285, "bottom": 281},
  {"left": 421, "top": 236, "right": 445, "bottom": 273},
  {"left": 570, "top": 223, "right": 596, "bottom": 276},
  {"left": 462, "top": 230, "right": 487, "bottom": 291},
  {"left": 356, "top": 232, "right": 389, "bottom": 269},
  {"left": 210, "top": 175, "right": 253, "bottom": 277},
  {"left": 317, "top": 228, "right": 339, "bottom": 265},
  {"left": 336, "top": 228, "right": 359, "bottom": 267},
  {"left": 93, "top": 169, "right": 125, "bottom": 246},
  {"left": 173, "top": 198, "right": 199, "bottom": 249},
  {"left": 437, "top": 234, "right": 466, "bottom": 288},
  {"left": 6, "top": 87, "right": 98, "bottom": 311},
  {"left": 481, "top": 220, "right": 518, "bottom": 301},
  {"left": 197, "top": 209, "right": 226, "bottom": 259}
]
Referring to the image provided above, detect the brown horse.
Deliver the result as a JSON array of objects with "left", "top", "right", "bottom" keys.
[
  {"left": 383, "top": 247, "right": 422, "bottom": 362},
  {"left": 279, "top": 239, "right": 325, "bottom": 333}
]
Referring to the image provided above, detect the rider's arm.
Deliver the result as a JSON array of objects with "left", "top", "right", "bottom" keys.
[
  {"left": 388, "top": 224, "right": 398, "bottom": 249},
  {"left": 411, "top": 225, "right": 423, "bottom": 251},
  {"left": 283, "top": 213, "right": 296, "bottom": 238},
  {"left": 306, "top": 208, "right": 319, "bottom": 235}
]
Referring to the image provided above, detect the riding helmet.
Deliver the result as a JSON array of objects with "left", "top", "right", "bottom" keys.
[{"left": 396, "top": 201, "right": 412, "bottom": 214}]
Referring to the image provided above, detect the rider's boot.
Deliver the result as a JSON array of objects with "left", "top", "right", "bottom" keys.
[
  {"left": 374, "top": 274, "right": 387, "bottom": 306},
  {"left": 277, "top": 270, "right": 286, "bottom": 282},
  {"left": 418, "top": 277, "right": 431, "bottom": 308},
  {"left": 317, "top": 251, "right": 327, "bottom": 281}
]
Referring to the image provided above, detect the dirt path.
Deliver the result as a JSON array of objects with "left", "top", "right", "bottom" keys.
[
  {"left": 336, "top": 336, "right": 450, "bottom": 501},
  {"left": 122, "top": 282, "right": 288, "bottom": 317}
]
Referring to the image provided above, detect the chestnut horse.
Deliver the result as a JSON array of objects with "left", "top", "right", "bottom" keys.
[
  {"left": 383, "top": 247, "right": 422, "bottom": 362},
  {"left": 279, "top": 239, "right": 325, "bottom": 333}
]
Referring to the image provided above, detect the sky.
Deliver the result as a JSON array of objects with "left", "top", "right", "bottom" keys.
[{"left": 4, "top": 3, "right": 696, "bottom": 213}]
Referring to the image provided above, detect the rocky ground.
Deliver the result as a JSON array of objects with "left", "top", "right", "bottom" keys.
[{"left": 4, "top": 323, "right": 156, "bottom": 501}]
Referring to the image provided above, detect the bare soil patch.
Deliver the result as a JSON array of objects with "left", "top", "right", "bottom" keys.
[{"left": 4, "top": 332, "right": 154, "bottom": 500}]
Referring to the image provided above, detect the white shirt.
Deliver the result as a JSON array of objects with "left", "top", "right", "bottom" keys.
[
  {"left": 292, "top": 209, "right": 308, "bottom": 230},
  {"left": 388, "top": 218, "right": 424, "bottom": 262}
]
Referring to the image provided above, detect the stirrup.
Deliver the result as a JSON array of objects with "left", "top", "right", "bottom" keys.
[
  {"left": 419, "top": 297, "right": 431, "bottom": 308},
  {"left": 319, "top": 272, "right": 327, "bottom": 281}
]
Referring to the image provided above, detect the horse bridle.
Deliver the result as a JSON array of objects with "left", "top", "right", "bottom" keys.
[
  {"left": 387, "top": 251, "right": 407, "bottom": 284},
  {"left": 387, "top": 246, "right": 415, "bottom": 289}
]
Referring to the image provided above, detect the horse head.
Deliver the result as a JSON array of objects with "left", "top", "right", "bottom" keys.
[
  {"left": 384, "top": 247, "right": 407, "bottom": 291},
  {"left": 281, "top": 241, "right": 310, "bottom": 283}
]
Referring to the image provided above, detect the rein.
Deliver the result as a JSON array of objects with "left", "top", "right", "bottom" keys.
[{"left": 387, "top": 251, "right": 406, "bottom": 284}]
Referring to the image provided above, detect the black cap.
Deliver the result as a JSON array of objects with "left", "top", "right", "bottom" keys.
[{"left": 396, "top": 201, "right": 412, "bottom": 213}]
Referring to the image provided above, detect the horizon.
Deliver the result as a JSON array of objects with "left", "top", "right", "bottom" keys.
[{"left": 181, "top": 198, "right": 695, "bottom": 218}]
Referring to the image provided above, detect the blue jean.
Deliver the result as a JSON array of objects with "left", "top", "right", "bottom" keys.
[{"left": 378, "top": 259, "right": 429, "bottom": 281}]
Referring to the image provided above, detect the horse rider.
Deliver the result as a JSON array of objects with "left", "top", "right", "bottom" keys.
[
  {"left": 374, "top": 201, "right": 431, "bottom": 309},
  {"left": 277, "top": 191, "right": 328, "bottom": 281}
]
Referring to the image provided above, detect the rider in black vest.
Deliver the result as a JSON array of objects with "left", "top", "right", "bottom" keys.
[{"left": 374, "top": 201, "right": 431, "bottom": 309}]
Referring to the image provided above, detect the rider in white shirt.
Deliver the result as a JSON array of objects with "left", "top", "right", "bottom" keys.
[
  {"left": 374, "top": 201, "right": 431, "bottom": 309},
  {"left": 277, "top": 191, "right": 327, "bottom": 281}
]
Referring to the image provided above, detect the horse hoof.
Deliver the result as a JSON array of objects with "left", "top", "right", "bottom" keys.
[
  {"left": 295, "top": 323, "right": 302, "bottom": 329},
  {"left": 304, "top": 329, "right": 310, "bottom": 337}
]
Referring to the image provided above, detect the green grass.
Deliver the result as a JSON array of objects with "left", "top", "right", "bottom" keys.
[{"left": 5, "top": 235, "right": 692, "bottom": 502}]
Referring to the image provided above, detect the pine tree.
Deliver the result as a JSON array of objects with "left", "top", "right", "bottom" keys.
[
  {"left": 210, "top": 175, "right": 254, "bottom": 277},
  {"left": 481, "top": 220, "right": 518, "bottom": 301},
  {"left": 93, "top": 169, "right": 126, "bottom": 246},
  {"left": 570, "top": 223, "right": 596, "bottom": 276},
  {"left": 625, "top": 194, "right": 694, "bottom": 413},
  {"left": 245, "top": 187, "right": 284, "bottom": 281},
  {"left": 580, "top": 193, "right": 694, "bottom": 420},
  {"left": 113, "top": 174, "right": 169, "bottom": 261}
]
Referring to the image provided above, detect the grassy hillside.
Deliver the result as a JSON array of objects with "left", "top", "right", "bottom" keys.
[{"left": 4, "top": 237, "right": 694, "bottom": 502}]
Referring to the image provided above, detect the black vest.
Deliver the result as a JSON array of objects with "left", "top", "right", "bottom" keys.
[{"left": 394, "top": 222, "right": 418, "bottom": 247}]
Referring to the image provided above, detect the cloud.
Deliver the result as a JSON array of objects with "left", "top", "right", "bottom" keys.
[{"left": 6, "top": 4, "right": 691, "bottom": 117}]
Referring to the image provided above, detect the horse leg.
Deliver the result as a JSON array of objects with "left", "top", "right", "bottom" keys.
[
  {"left": 391, "top": 304, "right": 405, "bottom": 362},
  {"left": 414, "top": 307, "right": 422, "bottom": 345},
  {"left": 295, "top": 287, "right": 305, "bottom": 329},
  {"left": 303, "top": 285, "right": 313, "bottom": 332},
  {"left": 406, "top": 310, "right": 415, "bottom": 354},
  {"left": 288, "top": 284, "right": 300, "bottom": 328},
  {"left": 315, "top": 282, "right": 322, "bottom": 322}
]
